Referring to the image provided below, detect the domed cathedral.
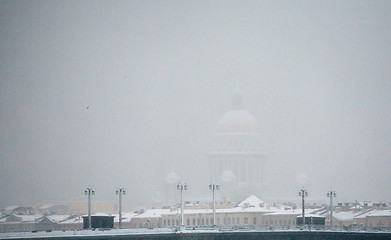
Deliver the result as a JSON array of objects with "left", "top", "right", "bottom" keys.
[{"left": 208, "top": 91, "right": 267, "bottom": 201}]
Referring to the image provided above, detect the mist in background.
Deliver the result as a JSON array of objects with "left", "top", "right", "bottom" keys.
[{"left": 0, "top": 0, "right": 390, "bottom": 209}]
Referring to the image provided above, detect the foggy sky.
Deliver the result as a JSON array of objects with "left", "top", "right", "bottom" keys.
[{"left": 0, "top": 0, "right": 390, "bottom": 209}]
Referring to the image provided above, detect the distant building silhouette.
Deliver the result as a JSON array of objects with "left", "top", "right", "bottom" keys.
[{"left": 208, "top": 91, "right": 267, "bottom": 201}]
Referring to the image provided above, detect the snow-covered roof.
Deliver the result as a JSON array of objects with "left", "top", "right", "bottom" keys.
[
  {"left": 333, "top": 211, "right": 361, "bottom": 221},
  {"left": 82, "top": 212, "right": 112, "bottom": 217},
  {"left": 133, "top": 209, "right": 171, "bottom": 219},
  {"left": 13, "top": 214, "right": 43, "bottom": 222},
  {"left": 295, "top": 214, "right": 325, "bottom": 218},
  {"left": 5, "top": 206, "right": 18, "bottom": 211},
  {"left": 264, "top": 209, "right": 317, "bottom": 216},
  {"left": 350, "top": 205, "right": 362, "bottom": 210},
  {"left": 354, "top": 210, "right": 391, "bottom": 219},
  {"left": 46, "top": 215, "right": 71, "bottom": 223},
  {"left": 132, "top": 201, "right": 294, "bottom": 219},
  {"left": 238, "top": 195, "right": 264, "bottom": 207}
]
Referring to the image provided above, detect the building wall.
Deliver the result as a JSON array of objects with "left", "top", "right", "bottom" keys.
[
  {"left": 151, "top": 212, "right": 298, "bottom": 228},
  {"left": 130, "top": 217, "right": 161, "bottom": 228},
  {"left": 355, "top": 215, "right": 391, "bottom": 230},
  {"left": 264, "top": 215, "right": 297, "bottom": 227}
]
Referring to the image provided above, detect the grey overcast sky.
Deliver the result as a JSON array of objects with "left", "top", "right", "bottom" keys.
[{"left": 0, "top": 0, "right": 390, "bottom": 209}]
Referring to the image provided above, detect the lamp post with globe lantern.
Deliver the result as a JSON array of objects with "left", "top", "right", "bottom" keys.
[
  {"left": 84, "top": 188, "right": 95, "bottom": 230},
  {"left": 299, "top": 189, "right": 308, "bottom": 226},
  {"left": 327, "top": 190, "right": 336, "bottom": 229},
  {"left": 209, "top": 183, "right": 220, "bottom": 226},
  {"left": 177, "top": 181, "right": 188, "bottom": 227},
  {"left": 116, "top": 188, "right": 126, "bottom": 228}
]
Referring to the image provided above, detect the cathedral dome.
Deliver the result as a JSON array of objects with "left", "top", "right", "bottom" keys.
[
  {"left": 165, "top": 171, "right": 180, "bottom": 184},
  {"left": 216, "top": 110, "right": 260, "bottom": 134},
  {"left": 216, "top": 90, "right": 260, "bottom": 134}
]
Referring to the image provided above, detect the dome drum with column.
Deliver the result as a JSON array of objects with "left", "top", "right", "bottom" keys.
[{"left": 208, "top": 93, "right": 267, "bottom": 201}]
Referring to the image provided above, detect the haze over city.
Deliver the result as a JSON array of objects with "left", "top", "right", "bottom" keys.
[{"left": 0, "top": 0, "right": 390, "bottom": 210}]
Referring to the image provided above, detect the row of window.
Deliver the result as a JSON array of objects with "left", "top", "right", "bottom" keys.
[
  {"left": 163, "top": 219, "right": 179, "bottom": 226},
  {"left": 160, "top": 217, "right": 295, "bottom": 227},
  {"left": 262, "top": 219, "right": 294, "bottom": 226},
  {"left": 134, "top": 217, "right": 296, "bottom": 229},
  {"left": 161, "top": 217, "right": 253, "bottom": 227}
]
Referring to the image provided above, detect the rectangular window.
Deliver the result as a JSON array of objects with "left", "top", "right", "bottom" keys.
[
  {"left": 206, "top": 218, "right": 209, "bottom": 225},
  {"left": 244, "top": 217, "right": 248, "bottom": 224},
  {"left": 176, "top": 220, "right": 179, "bottom": 226},
  {"left": 202, "top": 219, "right": 204, "bottom": 225},
  {"left": 223, "top": 218, "right": 226, "bottom": 225},
  {"left": 187, "top": 219, "right": 190, "bottom": 226},
  {"left": 253, "top": 217, "right": 257, "bottom": 225},
  {"left": 237, "top": 218, "right": 240, "bottom": 225},
  {"left": 217, "top": 218, "right": 220, "bottom": 225},
  {"left": 193, "top": 219, "right": 196, "bottom": 225},
  {"left": 197, "top": 219, "right": 200, "bottom": 225},
  {"left": 232, "top": 218, "right": 235, "bottom": 225},
  {"left": 228, "top": 218, "right": 231, "bottom": 224},
  {"left": 164, "top": 220, "right": 166, "bottom": 226}
]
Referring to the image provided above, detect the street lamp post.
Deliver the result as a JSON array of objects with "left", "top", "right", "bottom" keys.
[
  {"left": 299, "top": 189, "right": 308, "bottom": 226},
  {"left": 84, "top": 188, "right": 95, "bottom": 230},
  {"left": 177, "top": 181, "right": 188, "bottom": 227},
  {"left": 327, "top": 190, "right": 336, "bottom": 229},
  {"left": 116, "top": 188, "right": 126, "bottom": 229},
  {"left": 209, "top": 183, "right": 220, "bottom": 226}
]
